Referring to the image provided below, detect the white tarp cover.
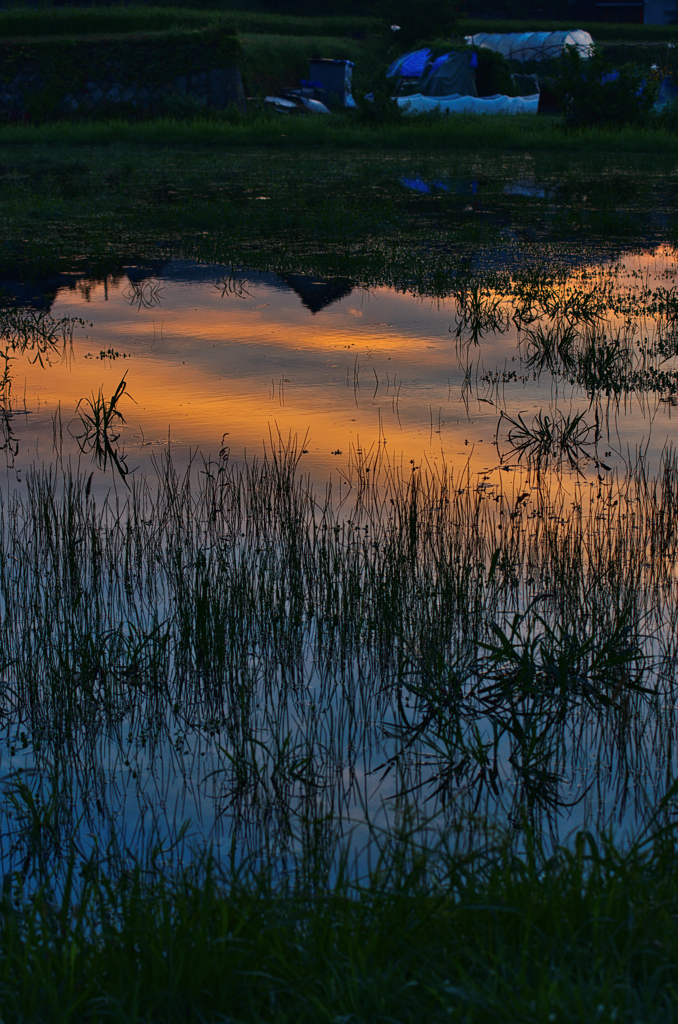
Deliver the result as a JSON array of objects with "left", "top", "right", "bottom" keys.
[
  {"left": 396, "top": 92, "right": 540, "bottom": 115},
  {"left": 464, "top": 30, "right": 594, "bottom": 62}
]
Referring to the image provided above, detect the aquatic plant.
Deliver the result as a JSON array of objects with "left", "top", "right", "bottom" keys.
[
  {"left": 495, "top": 408, "right": 597, "bottom": 473},
  {"left": 69, "top": 374, "right": 135, "bottom": 482},
  {"left": 451, "top": 280, "right": 508, "bottom": 346}
]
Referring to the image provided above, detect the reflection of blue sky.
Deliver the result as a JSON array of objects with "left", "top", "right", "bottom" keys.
[
  {"left": 1, "top": 658, "right": 663, "bottom": 884},
  {"left": 0, "top": 642, "right": 656, "bottom": 881}
]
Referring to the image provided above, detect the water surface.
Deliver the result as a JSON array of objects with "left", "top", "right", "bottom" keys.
[
  {"left": 3, "top": 246, "right": 678, "bottom": 488},
  {"left": 1, "top": 245, "right": 677, "bottom": 880}
]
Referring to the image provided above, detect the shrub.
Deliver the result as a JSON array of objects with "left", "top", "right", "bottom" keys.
[
  {"left": 553, "top": 45, "right": 658, "bottom": 128},
  {"left": 352, "top": 71, "right": 404, "bottom": 124},
  {"left": 473, "top": 46, "right": 516, "bottom": 97}
]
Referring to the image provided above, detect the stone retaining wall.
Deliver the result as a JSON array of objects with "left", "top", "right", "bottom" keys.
[
  {"left": 61, "top": 67, "right": 245, "bottom": 115},
  {"left": 0, "top": 30, "right": 245, "bottom": 120}
]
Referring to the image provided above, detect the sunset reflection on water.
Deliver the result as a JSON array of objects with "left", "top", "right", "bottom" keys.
[
  {"left": 2, "top": 248, "right": 678, "bottom": 866},
  {"left": 0, "top": 247, "right": 675, "bottom": 493}
]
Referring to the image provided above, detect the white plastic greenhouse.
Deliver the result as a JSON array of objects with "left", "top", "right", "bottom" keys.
[{"left": 464, "top": 30, "right": 594, "bottom": 63}]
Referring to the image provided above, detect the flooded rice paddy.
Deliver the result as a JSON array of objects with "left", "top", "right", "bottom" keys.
[
  {"left": 2, "top": 244, "right": 678, "bottom": 880},
  {"left": 7, "top": 248, "right": 678, "bottom": 484}
]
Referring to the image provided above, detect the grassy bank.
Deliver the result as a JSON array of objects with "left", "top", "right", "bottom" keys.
[
  {"left": 0, "top": 5, "right": 388, "bottom": 102},
  {"left": 1, "top": 822, "right": 677, "bottom": 1023},
  {"left": 0, "top": 7, "right": 669, "bottom": 44},
  {"left": 4, "top": 112, "right": 678, "bottom": 154}
]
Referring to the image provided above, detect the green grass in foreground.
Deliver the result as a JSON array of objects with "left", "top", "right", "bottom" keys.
[{"left": 2, "top": 825, "right": 678, "bottom": 1022}]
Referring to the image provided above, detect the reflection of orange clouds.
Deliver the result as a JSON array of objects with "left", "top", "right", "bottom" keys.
[
  {"left": 44, "top": 279, "right": 500, "bottom": 477},
  {"left": 16, "top": 338, "right": 504, "bottom": 482},
  {"left": 23, "top": 250, "right": 678, "bottom": 489},
  {"left": 57, "top": 281, "right": 458, "bottom": 360}
]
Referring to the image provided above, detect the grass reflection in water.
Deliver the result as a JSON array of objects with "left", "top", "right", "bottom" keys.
[{"left": 0, "top": 431, "right": 676, "bottom": 885}]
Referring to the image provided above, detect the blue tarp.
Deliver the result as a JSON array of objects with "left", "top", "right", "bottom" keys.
[
  {"left": 387, "top": 48, "right": 431, "bottom": 78},
  {"left": 655, "top": 78, "right": 678, "bottom": 109},
  {"left": 388, "top": 49, "right": 479, "bottom": 87}
]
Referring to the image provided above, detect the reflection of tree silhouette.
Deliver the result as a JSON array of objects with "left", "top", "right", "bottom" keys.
[
  {"left": 0, "top": 265, "right": 357, "bottom": 318},
  {"left": 279, "top": 274, "right": 353, "bottom": 314}
]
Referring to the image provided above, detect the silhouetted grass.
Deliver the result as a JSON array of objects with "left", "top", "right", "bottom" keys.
[
  {"left": 0, "top": 794, "right": 677, "bottom": 1021},
  {"left": 0, "top": 433, "right": 675, "bottom": 873}
]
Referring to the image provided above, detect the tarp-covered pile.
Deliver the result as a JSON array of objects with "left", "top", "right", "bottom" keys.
[
  {"left": 397, "top": 93, "right": 539, "bottom": 115},
  {"left": 388, "top": 50, "right": 479, "bottom": 102},
  {"left": 388, "top": 46, "right": 539, "bottom": 115},
  {"left": 417, "top": 52, "right": 478, "bottom": 96}
]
